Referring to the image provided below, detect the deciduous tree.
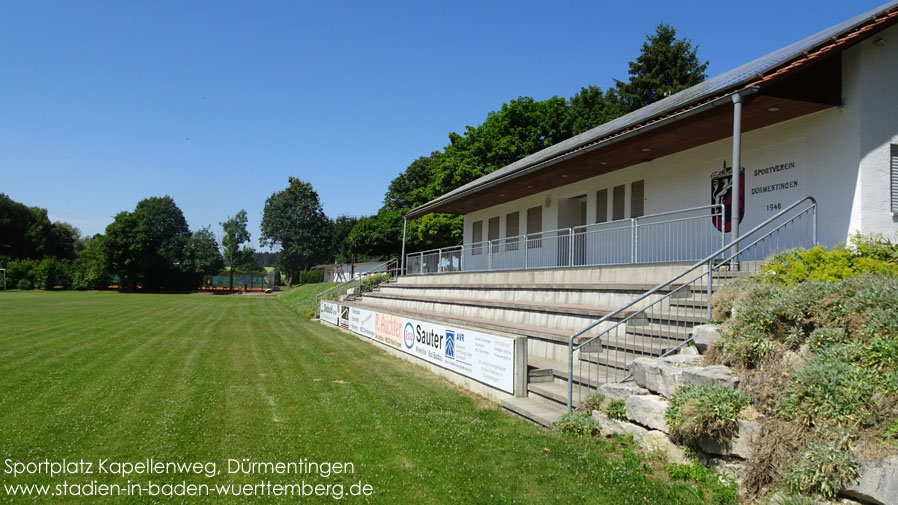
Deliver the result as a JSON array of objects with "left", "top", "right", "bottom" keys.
[{"left": 260, "top": 178, "right": 331, "bottom": 286}]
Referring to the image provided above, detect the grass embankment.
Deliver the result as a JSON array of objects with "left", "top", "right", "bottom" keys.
[
  {"left": 706, "top": 236, "right": 898, "bottom": 501},
  {"left": 0, "top": 288, "right": 713, "bottom": 504}
]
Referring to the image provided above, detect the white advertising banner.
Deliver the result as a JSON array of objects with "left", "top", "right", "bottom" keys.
[
  {"left": 320, "top": 305, "right": 515, "bottom": 394},
  {"left": 319, "top": 301, "right": 340, "bottom": 325}
]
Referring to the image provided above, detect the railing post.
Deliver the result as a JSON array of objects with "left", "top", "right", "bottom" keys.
[
  {"left": 631, "top": 218, "right": 638, "bottom": 263},
  {"left": 524, "top": 236, "right": 528, "bottom": 269},
  {"left": 400, "top": 216, "right": 407, "bottom": 275},
  {"left": 567, "top": 343, "right": 574, "bottom": 412},
  {"left": 812, "top": 204, "right": 818, "bottom": 246},
  {"left": 438, "top": 249, "right": 443, "bottom": 273},
  {"left": 568, "top": 229, "right": 574, "bottom": 266},
  {"left": 488, "top": 241, "right": 492, "bottom": 271},
  {"left": 707, "top": 259, "right": 714, "bottom": 321}
]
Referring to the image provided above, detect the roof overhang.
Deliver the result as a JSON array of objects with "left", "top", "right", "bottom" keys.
[{"left": 406, "top": 3, "right": 898, "bottom": 219}]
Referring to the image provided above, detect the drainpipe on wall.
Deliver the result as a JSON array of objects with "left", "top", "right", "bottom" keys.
[
  {"left": 731, "top": 93, "right": 743, "bottom": 266},
  {"left": 400, "top": 216, "right": 408, "bottom": 275}
]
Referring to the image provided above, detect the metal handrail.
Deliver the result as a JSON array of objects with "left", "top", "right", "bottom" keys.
[
  {"left": 406, "top": 203, "right": 725, "bottom": 258},
  {"left": 314, "top": 258, "right": 398, "bottom": 317},
  {"left": 406, "top": 203, "right": 726, "bottom": 275},
  {"left": 566, "top": 196, "right": 817, "bottom": 411}
]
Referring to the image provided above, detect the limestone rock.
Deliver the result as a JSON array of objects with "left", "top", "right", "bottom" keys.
[
  {"left": 677, "top": 345, "right": 700, "bottom": 356},
  {"left": 692, "top": 324, "right": 722, "bottom": 354},
  {"left": 591, "top": 411, "right": 686, "bottom": 463},
  {"left": 625, "top": 394, "right": 669, "bottom": 433},
  {"left": 591, "top": 410, "right": 647, "bottom": 439},
  {"left": 843, "top": 454, "right": 898, "bottom": 505},
  {"left": 698, "top": 419, "right": 761, "bottom": 460},
  {"left": 597, "top": 381, "right": 650, "bottom": 402},
  {"left": 631, "top": 354, "right": 702, "bottom": 397},
  {"left": 681, "top": 365, "right": 741, "bottom": 389}
]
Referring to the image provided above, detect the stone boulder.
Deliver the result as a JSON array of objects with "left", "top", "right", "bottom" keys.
[
  {"left": 692, "top": 324, "right": 722, "bottom": 354},
  {"left": 630, "top": 354, "right": 703, "bottom": 398},
  {"left": 591, "top": 410, "right": 686, "bottom": 463},
  {"left": 681, "top": 365, "right": 741, "bottom": 389},
  {"left": 843, "top": 454, "right": 898, "bottom": 505},
  {"left": 698, "top": 419, "right": 761, "bottom": 460},
  {"left": 597, "top": 381, "right": 650, "bottom": 402},
  {"left": 625, "top": 394, "right": 669, "bottom": 433}
]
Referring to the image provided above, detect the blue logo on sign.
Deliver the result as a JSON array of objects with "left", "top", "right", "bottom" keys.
[
  {"left": 445, "top": 330, "right": 455, "bottom": 359},
  {"left": 403, "top": 322, "right": 415, "bottom": 349}
]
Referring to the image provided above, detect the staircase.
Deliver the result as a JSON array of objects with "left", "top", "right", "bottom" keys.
[
  {"left": 345, "top": 263, "right": 726, "bottom": 427},
  {"left": 338, "top": 197, "right": 818, "bottom": 427}
]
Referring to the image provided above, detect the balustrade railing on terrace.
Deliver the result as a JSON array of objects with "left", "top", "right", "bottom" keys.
[
  {"left": 404, "top": 204, "right": 726, "bottom": 274},
  {"left": 566, "top": 197, "right": 818, "bottom": 411},
  {"left": 314, "top": 258, "right": 399, "bottom": 317}
]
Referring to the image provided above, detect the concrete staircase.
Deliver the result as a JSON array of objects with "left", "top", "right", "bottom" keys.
[{"left": 348, "top": 264, "right": 743, "bottom": 427}]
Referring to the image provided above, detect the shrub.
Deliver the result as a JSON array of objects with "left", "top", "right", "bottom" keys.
[
  {"left": 761, "top": 234, "right": 898, "bottom": 287},
  {"left": 582, "top": 391, "right": 604, "bottom": 412},
  {"left": 556, "top": 412, "right": 600, "bottom": 438},
  {"left": 785, "top": 442, "right": 859, "bottom": 498},
  {"left": 16, "top": 278, "right": 33, "bottom": 290},
  {"left": 665, "top": 384, "right": 749, "bottom": 445},
  {"left": 779, "top": 355, "right": 877, "bottom": 428},
  {"left": 360, "top": 273, "right": 390, "bottom": 293},
  {"left": 606, "top": 399, "right": 627, "bottom": 421},
  {"left": 297, "top": 269, "right": 324, "bottom": 285}
]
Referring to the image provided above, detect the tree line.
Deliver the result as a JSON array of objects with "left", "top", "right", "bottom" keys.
[
  {"left": 1, "top": 24, "right": 707, "bottom": 291},
  {"left": 343, "top": 24, "right": 708, "bottom": 260}
]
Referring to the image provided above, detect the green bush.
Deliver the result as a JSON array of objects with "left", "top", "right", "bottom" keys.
[
  {"left": 582, "top": 391, "right": 604, "bottom": 412},
  {"left": 665, "top": 384, "right": 749, "bottom": 445},
  {"left": 779, "top": 354, "right": 877, "bottom": 428},
  {"left": 761, "top": 234, "right": 898, "bottom": 287},
  {"left": 16, "top": 278, "right": 33, "bottom": 290},
  {"left": 716, "top": 274, "right": 898, "bottom": 367},
  {"left": 297, "top": 269, "right": 324, "bottom": 285},
  {"left": 785, "top": 442, "right": 859, "bottom": 498},
  {"left": 556, "top": 412, "right": 600, "bottom": 438},
  {"left": 666, "top": 460, "right": 739, "bottom": 505},
  {"left": 606, "top": 399, "right": 627, "bottom": 421},
  {"left": 361, "top": 273, "right": 390, "bottom": 292}
]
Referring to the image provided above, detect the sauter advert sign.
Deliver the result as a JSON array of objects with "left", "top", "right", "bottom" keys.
[{"left": 319, "top": 302, "right": 515, "bottom": 394}]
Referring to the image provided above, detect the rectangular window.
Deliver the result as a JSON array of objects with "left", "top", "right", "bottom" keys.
[
  {"left": 472, "top": 220, "right": 483, "bottom": 255},
  {"left": 631, "top": 179, "right": 645, "bottom": 218},
  {"left": 596, "top": 189, "right": 608, "bottom": 223},
  {"left": 612, "top": 184, "right": 626, "bottom": 221},
  {"left": 892, "top": 145, "right": 898, "bottom": 214},
  {"left": 505, "top": 212, "right": 520, "bottom": 251},
  {"left": 488, "top": 216, "right": 500, "bottom": 253},
  {"left": 527, "top": 206, "right": 542, "bottom": 248}
]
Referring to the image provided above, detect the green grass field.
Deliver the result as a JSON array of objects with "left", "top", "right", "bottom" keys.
[{"left": 0, "top": 287, "right": 712, "bottom": 504}]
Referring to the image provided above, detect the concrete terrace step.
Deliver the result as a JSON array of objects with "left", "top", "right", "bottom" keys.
[
  {"left": 527, "top": 355, "right": 626, "bottom": 388},
  {"left": 345, "top": 301, "right": 590, "bottom": 344},
  {"left": 385, "top": 282, "right": 686, "bottom": 293},
  {"left": 499, "top": 396, "right": 566, "bottom": 428},
  {"left": 626, "top": 322, "right": 696, "bottom": 340},
  {"left": 361, "top": 291, "right": 639, "bottom": 320},
  {"left": 599, "top": 333, "right": 686, "bottom": 355},
  {"left": 527, "top": 379, "right": 591, "bottom": 408}
]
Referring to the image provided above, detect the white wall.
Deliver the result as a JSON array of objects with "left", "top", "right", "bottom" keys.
[{"left": 463, "top": 24, "right": 898, "bottom": 250}]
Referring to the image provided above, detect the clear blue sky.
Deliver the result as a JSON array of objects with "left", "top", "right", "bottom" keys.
[{"left": 0, "top": 0, "right": 888, "bottom": 244}]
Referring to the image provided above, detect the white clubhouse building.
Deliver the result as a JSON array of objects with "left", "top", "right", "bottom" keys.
[{"left": 404, "top": 2, "right": 898, "bottom": 274}]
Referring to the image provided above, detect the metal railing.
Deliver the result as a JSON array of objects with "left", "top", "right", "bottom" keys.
[
  {"left": 404, "top": 204, "right": 725, "bottom": 275},
  {"left": 314, "top": 259, "right": 399, "bottom": 317},
  {"left": 567, "top": 197, "right": 818, "bottom": 411}
]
